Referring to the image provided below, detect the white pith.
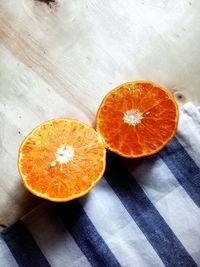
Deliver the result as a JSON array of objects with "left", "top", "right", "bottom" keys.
[
  {"left": 51, "top": 144, "right": 74, "bottom": 166},
  {"left": 123, "top": 109, "right": 143, "bottom": 126}
]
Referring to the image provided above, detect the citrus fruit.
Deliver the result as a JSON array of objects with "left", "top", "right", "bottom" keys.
[
  {"left": 18, "top": 119, "right": 106, "bottom": 202},
  {"left": 96, "top": 80, "right": 179, "bottom": 157}
]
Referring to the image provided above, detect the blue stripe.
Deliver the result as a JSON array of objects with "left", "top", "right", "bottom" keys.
[
  {"left": 1, "top": 220, "right": 50, "bottom": 267},
  {"left": 105, "top": 154, "right": 197, "bottom": 267},
  {"left": 159, "top": 137, "right": 200, "bottom": 207},
  {"left": 56, "top": 201, "right": 120, "bottom": 267}
]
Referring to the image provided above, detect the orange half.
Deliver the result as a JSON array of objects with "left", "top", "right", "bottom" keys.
[
  {"left": 18, "top": 119, "right": 106, "bottom": 202},
  {"left": 96, "top": 80, "right": 179, "bottom": 157}
]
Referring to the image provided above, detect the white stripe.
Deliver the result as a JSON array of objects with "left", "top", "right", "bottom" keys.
[
  {"left": 22, "top": 203, "right": 91, "bottom": 267},
  {"left": 177, "top": 102, "right": 200, "bottom": 168},
  {"left": 80, "top": 179, "right": 164, "bottom": 267},
  {"left": 129, "top": 158, "right": 200, "bottom": 265},
  {"left": 0, "top": 237, "right": 18, "bottom": 267},
  {"left": 155, "top": 187, "right": 200, "bottom": 265},
  {"left": 126, "top": 156, "right": 180, "bottom": 204}
]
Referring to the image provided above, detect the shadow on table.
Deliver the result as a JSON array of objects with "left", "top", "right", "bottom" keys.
[{"left": 0, "top": 178, "right": 42, "bottom": 228}]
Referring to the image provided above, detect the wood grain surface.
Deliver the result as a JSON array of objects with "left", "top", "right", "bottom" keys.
[{"left": 1, "top": 0, "right": 200, "bottom": 227}]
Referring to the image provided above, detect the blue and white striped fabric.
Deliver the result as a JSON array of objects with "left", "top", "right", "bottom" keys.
[{"left": 1, "top": 102, "right": 200, "bottom": 267}]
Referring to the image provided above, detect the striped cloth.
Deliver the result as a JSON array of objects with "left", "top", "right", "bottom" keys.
[{"left": 1, "top": 102, "right": 200, "bottom": 267}]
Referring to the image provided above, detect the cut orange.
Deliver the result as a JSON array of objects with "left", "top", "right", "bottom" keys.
[
  {"left": 18, "top": 119, "right": 106, "bottom": 202},
  {"left": 18, "top": 80, "right": 179, "bottom": 201},
  {"left": 96, "top": 80, "right": 179, "bottom": 157}
]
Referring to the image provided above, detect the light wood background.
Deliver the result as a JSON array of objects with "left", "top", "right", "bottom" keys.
[{"left": 1, "top": 0, "right": 200, "bottom": 228}]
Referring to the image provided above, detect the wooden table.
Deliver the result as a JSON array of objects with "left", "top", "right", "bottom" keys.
[{"left": 1, "top": 0, "right": 200, "bottom": 228}]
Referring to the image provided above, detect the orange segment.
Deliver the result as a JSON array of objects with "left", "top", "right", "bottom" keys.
[
  {"left": 96, "top": 80, "right": 179, "bottom": 157},
  {"left": 18, "top": 119, "right": 106, "bottom": 201}
]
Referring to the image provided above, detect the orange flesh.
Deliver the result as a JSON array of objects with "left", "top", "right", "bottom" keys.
[
  {"left": 18, "top": 119, "right": 106, "bottom": 201},
  {"left": 96, "top": 81, "right": 179, "bottom": 157}
]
